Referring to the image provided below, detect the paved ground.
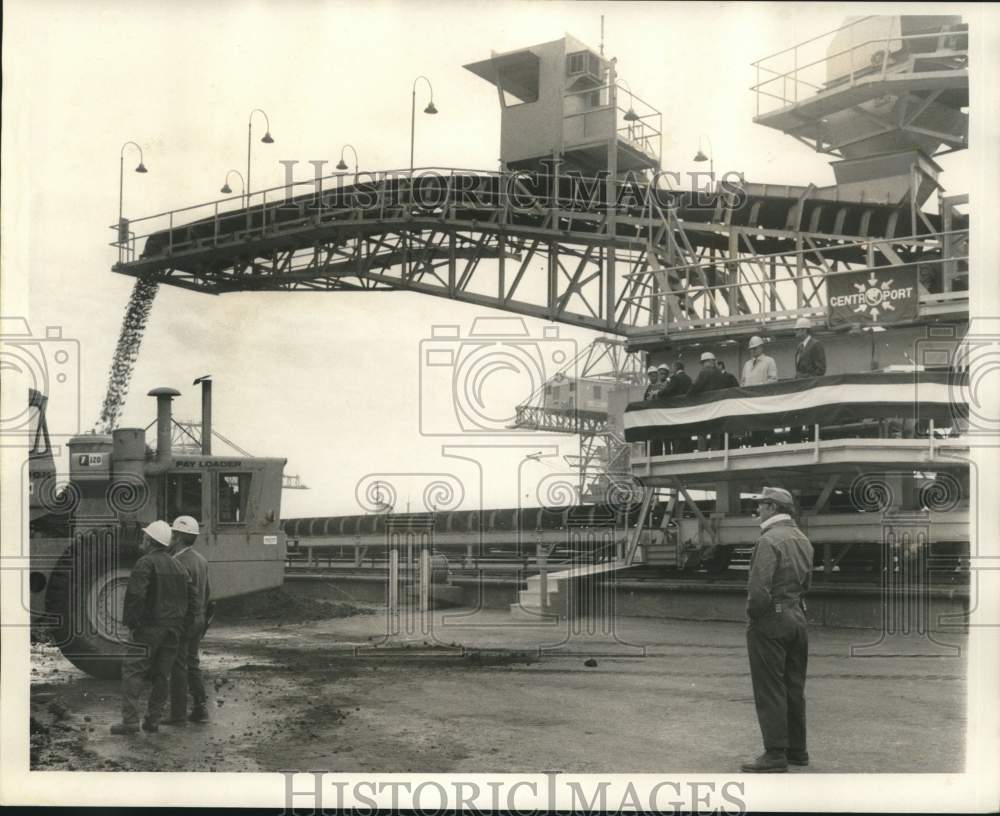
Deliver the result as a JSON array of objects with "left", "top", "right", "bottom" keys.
[{"left": 29, "top": 603, "right": 967, "bottom": 773}]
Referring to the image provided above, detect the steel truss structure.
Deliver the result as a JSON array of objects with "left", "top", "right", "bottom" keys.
[
  {"left": 111, "top": 168, "right": 969, "bottom": 346},
  {"left": 512, "top": 337, "right": 644, "bottom": 500}
]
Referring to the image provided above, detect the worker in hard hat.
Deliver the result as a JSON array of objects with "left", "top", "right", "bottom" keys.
[
  {"left": 687, "top": 351, "right": 729, "bottom": 396},
  {"left": 688, "top": 352, "right": 730, "bottom": 450},
  {"left": 111, "top": 520, "right": 196, "bottom": 735},
  {"left": 165, "top": 516, "right": 213, "bottom": 725},
  {"left": 642, "top": 366, "right": 660, "bottom": 401},
  {"left": 741, "top": 486, "right": 813, "bottom": 773},
  {"left": 656, "top": 360, "right": 691, "bottom": 400},
  {"left": 742, "top": 336, "right": 778, "bottom": 386},
  {"left": 793, "top": 318, "right": 826, "bottom": 378}
]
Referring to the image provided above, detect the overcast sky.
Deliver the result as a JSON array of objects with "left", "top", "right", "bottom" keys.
[{"left": 2, "top": 0, "right": 987, "bottom": 517}]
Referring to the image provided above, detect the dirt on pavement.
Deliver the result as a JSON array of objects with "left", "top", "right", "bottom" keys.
[{"left": 28, "top": 599, "right": 967, "bottom": 774}]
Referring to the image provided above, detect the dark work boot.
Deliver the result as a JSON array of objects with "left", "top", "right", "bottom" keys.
[
  {"left": 162, "top": 713, "right": 187, "bottom": 726},
  {"left": 110, "top": 722, "right": 140, "bottom": 735},
  {"left": 141, "top": 717, "right": 159, "bottom": 733},
  {"left": 787, "top": 750, "right": 810, "bottom": 766},
  {"left": 740, "top": 750, "right": 788, "bottom": 773},
  {"left": 188, "top": 705, "right": 209, "bottom": 723}
]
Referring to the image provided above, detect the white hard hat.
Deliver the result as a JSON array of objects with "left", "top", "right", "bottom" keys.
[
  {"left": 748, "top": 335, "right": 765, "bottom": 349},
  {"left": 700, "top": 351, "right": 716, "bottom": 362},
  {"left": 171, "top": 515, "right": 200, "bottom": 535},
  {"left": 794, "top": 317, "right": 813, "bottom": 330},
  {"left": 646, "top": 366, "right": 657, "bottom": 374},
  {"left": 142, "top": 520, "right": 173, "bottom": 548},
  {"left": 657, "top": 363, "right": 670, "bottom": 371}
]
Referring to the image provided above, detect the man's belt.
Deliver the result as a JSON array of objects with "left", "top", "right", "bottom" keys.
[{"left": 774, "top": 599, "right": 807, "bottom": 614}]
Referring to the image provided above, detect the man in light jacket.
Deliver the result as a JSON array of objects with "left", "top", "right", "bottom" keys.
[
  {"left": 741, "top": 336, "right": 778, "bottom": 386},
  {"left": 741, "top": 487, "right": 814, "bottom": 773}
]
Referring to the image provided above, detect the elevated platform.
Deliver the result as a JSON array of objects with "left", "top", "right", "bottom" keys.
[{"left": 631, "top": 436, "right": 969, "bottom": 486}]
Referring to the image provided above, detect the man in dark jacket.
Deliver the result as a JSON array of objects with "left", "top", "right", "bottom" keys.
[
  {"left": 741, "top": 487, "right": 814, "bottom": 773},
  {"left": 655, "top": 361, "right": 690, "bottom": 402},
  {"left": 793, "top": 318, "right": 826, "bottom": 378},
  {"left": 687, "top": 352, "right": 730, "bottom": 396},
  {"left": 166, "top": 515, "right": 213, "bottom": 725},
  {"left": 717, "top": 360, "right": 739, "bottom": 389},
  {"left": 111, "top": 520, "right": 196, "bottom": 735}
]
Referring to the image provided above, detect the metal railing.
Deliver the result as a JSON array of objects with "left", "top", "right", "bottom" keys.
[
  {"left": 561, "top": 81, "right": 662, "bottom": 163},
  {"left": 631, "top": 417, "right": 966, "bottom": 471},
  {"left": 622, "top": 228, "right": 969, "bottom": 332},
  {"left": 108, "top": 167, "right": 687, "bottom": 263},
  {"left": 751, "top": 17, "right": 967, "bottom": 116}
]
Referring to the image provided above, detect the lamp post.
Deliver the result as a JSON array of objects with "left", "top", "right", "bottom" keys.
[
  {"left": 336, "top": 144, "right": 359, "bottom": 174},
  {"left": 408, "top": 77, "right": 437, "bottom": 280},
  {"left": 409, "top": 76, "right": 437, "bottom": 174},
  {"left": 693, "top": 134, "right": 714, "bottom": 180},
  {"left": 618, "top": 79, "right": 640, "bottom": 122},
  {"left": 220, "top": 169, "right": 245, "bottom": 198},
  {"left": 247, "top": 108, "right": 275, "bottom": 208},
  {"left": 118, "top": 141, "right": 148, "bottom": 262}
]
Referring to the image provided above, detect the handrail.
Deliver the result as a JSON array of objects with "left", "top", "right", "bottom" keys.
[
  {"left": 752, "top": 30, "right": 948, "bottom": 93},
  {"left": 751, "top": 26, "right": 967, "bottom": 113},
  {"left": 623, "top": 228, "right": 969, "bottom": 282},
  {"left": 750, "top": 15, "right": 878, "bottom": 68},
  {"left": 622, "top": 251, "right": 969, "bottom": 311}
]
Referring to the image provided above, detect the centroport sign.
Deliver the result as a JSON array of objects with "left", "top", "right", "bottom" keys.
[{"left": 827, "top": 267, "right": 919, "bottom": 326}]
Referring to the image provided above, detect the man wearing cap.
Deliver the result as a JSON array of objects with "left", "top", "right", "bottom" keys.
[
  {"left": 794, "top": 318, "right": 826, "bottom": 378},
  {"left": 111, "top": 520, "right": 196, "bottom": 735},
  {"left": 166, "top": 516, "right": 213, "bottom": 725},
  {"left": 742, "top": 336, "right": 778, "bottom": 387},
  {"left": 741, "top": 487, "right": 813, "bottom": 773},
  {"left": 642, "top": 366, "right": 660, "bottom": 401}
]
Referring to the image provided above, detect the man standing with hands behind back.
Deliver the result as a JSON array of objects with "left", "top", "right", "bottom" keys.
[{"left": 741, "top": 487, "right": 814, "bottom": 773}]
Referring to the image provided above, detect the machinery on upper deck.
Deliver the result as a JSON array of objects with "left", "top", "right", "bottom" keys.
[
  {"left": 617, "top": 14, "right": 971, "bottom": 581},
  {"left": 29, "top": 379, "right": 286, "bottom": 679}
]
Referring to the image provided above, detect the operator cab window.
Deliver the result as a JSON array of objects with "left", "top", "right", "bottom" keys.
[
  {"left": 165, "top": 473, "right": 203, "bottom": 526},
  {"left": 218, "top": 473, "right": 251, "bottom": 524}
]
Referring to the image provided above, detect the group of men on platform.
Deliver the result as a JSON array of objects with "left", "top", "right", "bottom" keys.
[{"left": 642, "top": 317, "right": 827, "bottom": 404}]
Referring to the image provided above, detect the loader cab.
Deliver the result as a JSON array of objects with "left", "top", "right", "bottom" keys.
[{"left": 160, "top": 455, "right": 286, "bottom": 598}]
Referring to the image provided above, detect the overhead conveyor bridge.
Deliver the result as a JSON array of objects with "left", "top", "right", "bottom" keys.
[{"left": 111, "top": 167, "right": 968, "bottom": 342}]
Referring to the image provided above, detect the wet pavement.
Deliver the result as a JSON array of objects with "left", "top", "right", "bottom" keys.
[{"left": 29, "top": 604, "right": 967, "bottom": 773}]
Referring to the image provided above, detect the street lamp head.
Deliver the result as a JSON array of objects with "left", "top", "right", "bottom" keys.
[
  {"left": 624, "top": 108, "right": 639, "bottom": 122},
  {"left": 220, "top": 183, "right": 233, "bottom": 194},
  {"left": 693, "top": 149, "right": 709, "bottom": 162},
  {"left": 261, "top": 131, "right": 274, "bottom": 144},
  {"left": 135, "top": 162, "right": 148, "bottom": 173},
  {"left": 336, "top": 159, "right": 348, "bottom": 171},
  {"left": 424, "top": 101, "right": 438, "bottom": 115}
]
